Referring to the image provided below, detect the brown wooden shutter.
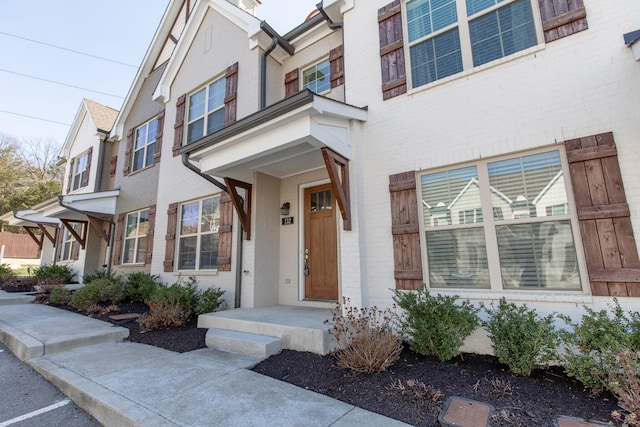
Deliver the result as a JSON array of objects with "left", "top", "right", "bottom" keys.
[
  {"left": 164, "top": 202, "right": 179, "bottom": 272},
  {"left": 123, "top": 128, "right": 134, "bottom": 176},
  {"left": 82, "top": 147, "right": 93, "bottom": 188},
  {"left": 173, "top": 94, "right": 186, "bottom": 156},
  {"left": 389, "top": 171, "right": 423, "bottom": 290},
  {"left": 154, "top": 110, "right": 165, "bottom": 165},
  {"left": 379, "top": 0, "right": 407, "bottom": 100},
  {"left": 67, "top": 158, "right": 75, "bottom": 193},
  {"left": 109, "top": 155, "right": 117, "bottom": 178},
  {"left": 224, "top": 63, "right": 238, "bottom": 125},
  {"left": 284, "top": 69, "right": 299, "bottom": 97},
  {"left": 330, "top": 45, "right": 345, "bottom": 89},
  {"left": 217, "top": 192, "right": 233, "bottom": 271},
  {"left": 145, "top": 205, "right": 156, "bottom": 265},
  {"left": 565, "top": 132, "right": 640, "bottom": 297},
  {"left": 538, "top": 0, "right": 588, "bottom": 43},
  {"left": 113, "top": 213, "right": 126, "bottom": 266}
]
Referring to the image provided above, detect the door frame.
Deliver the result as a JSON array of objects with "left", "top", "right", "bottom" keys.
[{"left": 298, "top": 179, "right": 341, "bottom": 301}]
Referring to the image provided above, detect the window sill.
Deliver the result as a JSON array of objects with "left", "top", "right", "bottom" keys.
[
  {"left": 172, "top": 270, "right": 219, "bottom": 277},
  {"left": 120, "top": 263, "right": 146, "bottom": 267},
  {"left": 431, "top": 288, "right": 593, "bottom": 305},
  {"left": 406, "top": 44, "right": 545, "bottom": 97},
  {"left": 128, "top": 164, "right": 155, "bottom": 176}
]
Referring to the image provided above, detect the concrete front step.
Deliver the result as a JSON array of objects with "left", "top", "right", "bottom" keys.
[
  {"left": 206, "top": 328, "right": 281, "bottom": 358},
  {"left": 198, "top": 306, "right": 332, "bottom": 355}
]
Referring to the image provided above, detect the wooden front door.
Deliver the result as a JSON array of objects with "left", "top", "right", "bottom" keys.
[{"left": 304, "top": 184, "right": 338, "bottom": 300}]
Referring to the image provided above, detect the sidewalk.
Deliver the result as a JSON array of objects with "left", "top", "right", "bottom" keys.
[{"left": 0, "top": 290, "right": 408, "bottom": 427}]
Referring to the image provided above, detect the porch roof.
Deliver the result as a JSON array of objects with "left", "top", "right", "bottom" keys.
[
  {"left": 49, "top": 190, "right": 120, "bottom": 221},
  {"left": 182, "top": 90, "right": 367, "bottom": 183}
]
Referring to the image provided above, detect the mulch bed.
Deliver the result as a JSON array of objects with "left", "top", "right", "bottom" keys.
[{"left": 19, "top": 292, "right": 623, "bottom": 427}]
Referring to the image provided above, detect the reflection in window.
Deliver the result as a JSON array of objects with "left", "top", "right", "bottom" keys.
[
  {"left": 303, "top": 59, "right": 330, "bottom": 93},
  {"left": 421, "top": 166, "right": 480, "bottom": 227},
  {"left": 310, "top": 190, "right": 332, "bottom": 212},
  {"left": 123, "top": 209, "right": 149, "bottom": 264},
  {"left": 178, "top": 196, "right": 220, "bottom": 270}
]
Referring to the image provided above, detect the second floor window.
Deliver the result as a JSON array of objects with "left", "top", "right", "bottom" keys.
[
  {"left": 71, "top": 152, "right": 89, "bottom": 191},
  {"left": 406, "top": 0, "right": 539, "bottom": 88},
  {"left": 122, "top": 209, "right": 149, "bottom": 264},
  {"left": 187, "top": 77, "right": 226, "bottom": 144},
  {"left": 302, "top": 59, "right": 330, "bottom": 93},
  {"left": 133, "top": 119, "right": 158, "bottom": 172}
]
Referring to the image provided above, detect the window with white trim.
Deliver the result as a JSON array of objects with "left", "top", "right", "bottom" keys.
[
  {"left": 186, "top": 77, "right": 226, "bottom": 144},
  {"left": 420, "top": 149, "right": 582, "bottom": 290},
  {"left": 133, "top": 119, "right": 158, "bottom": 172},
  {"left": 406, "top": 0, "right": 539, "bottom": 88},
  {"left": 122, "top": 209, "right": 149, "bottom": 264},
  {"left": 62, "top": 223, "right": 81, "bottom": 261},
  {"left": 302, "top": 59, "right": 330, "bottom": 93},
  {"left": 177, "top": 196, "right": 220, "bottom": 270},
  {"left": 71, "top": 152, "right": 89, "bottom": 191}
]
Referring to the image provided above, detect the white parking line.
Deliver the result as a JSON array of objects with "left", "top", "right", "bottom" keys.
[{"left": 0, "top": 399, "right": 70, "bottom": 426}]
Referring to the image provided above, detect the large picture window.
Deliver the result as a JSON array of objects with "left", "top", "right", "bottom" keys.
[
  {"left": 122, "top": 209, "right": 149, "bottom": 264},
  {"left": 177, "top": 196, "right": 220, "bottom": 270},
  {"left": 186, "top": 77, "right": 226, "bottom": 145},
  {"left": 420, "top": 149, "right": 582, "bottom": 291},
  {"left": 133, "top": 119, "right": 158, "bottom": 172},
  {"left": 406, "top": 0, "right": 539, "bottom": 88}
]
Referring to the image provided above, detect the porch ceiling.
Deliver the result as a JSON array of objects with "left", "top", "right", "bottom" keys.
[{"left": 184, "top": 90, "right": 367, "bottom": 183}]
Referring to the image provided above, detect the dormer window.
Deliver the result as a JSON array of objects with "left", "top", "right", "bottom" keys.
[
  {"left": 70, "top": 151, "right": 90, "bottom": 191},
  {"left": 302, "top": 59, "right": 330, "bottom": 94},
  {"left": 187, "top": 76, "right": 226, "bottom": 144}
]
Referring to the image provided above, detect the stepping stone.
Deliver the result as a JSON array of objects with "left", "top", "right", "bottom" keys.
[
  {"left": 109, "top": 313, "right": 142, "bottom": 321},
  {"left": 439, "top": 396, "right": 494, "bottom": 427},
  {"left": 555, "top": 416, "right": 610, "bottom": 427}
]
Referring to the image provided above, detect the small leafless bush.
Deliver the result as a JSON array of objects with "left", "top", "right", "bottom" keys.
[
  {"left": 85, "top": 304, "right": 119, "bottom": 317},
  {"left": 138, "top": 295, "right": 189, "bottom": 333},
  {"left": 607, "top": 349, "right": 640, "bottom": 427},
  {"left": 491, "top": 409, "right": 525, "bottom": 427},
  {"left": 388, "top": 379, "right": 443, "bottom": 409},
  {"left": 491, "top": 378, "right": 514, "bottom": 396},
  {"left": 326, "top": 298, "right": 403, "bottom": 374}
]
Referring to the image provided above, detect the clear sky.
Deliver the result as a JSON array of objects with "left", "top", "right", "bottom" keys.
[{"left": 0, "top": 0, "right": 321, "bottom": 146}]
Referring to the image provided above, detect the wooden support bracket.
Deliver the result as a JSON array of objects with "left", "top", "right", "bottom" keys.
[{"left": 321, "top": 147, "right": 352, "bottom": 230}]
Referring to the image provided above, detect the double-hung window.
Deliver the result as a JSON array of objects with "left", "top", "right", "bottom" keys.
[
  {"left": 187, "top": 77, "right": 226, "bottom": 144},
  {"left": 406, "top": 0, "right": 539, "bottom": 88},
  {"left": 71, "top": 152, "right": 89, "bottom": 191},
  {"left": 302, "top": 59, "right": 330, "bottom": 94},
  {"left": 420, "top": 149, "right": 582, "bottom": 291},
  {"left": 133, "top": 119, "right": 158, "bottom": 172},
  {"left": 177, "top": 196, "right": 220, "bottom": 270},
  {"left": 122, "top": 209, "right": 149, "bottom": 264},
  {"left": 62, "top": 223, "right": 81, "bottom": 261}
]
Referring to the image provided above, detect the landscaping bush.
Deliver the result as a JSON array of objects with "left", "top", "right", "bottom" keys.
[
  {"left": 326, "top": 298, "right": 403, "bottom": 374},
  {"left": 608, "top": 349, "right": 640, "bottom": 426},
  {"left": 393, "top": 288, "right": 480, "bottom": 361},
  {"left": 33, "top": 264, "right": 75, "bottom": 284},
  {"left": 195, "top": 287, "right": 225, "bottom": 315},
  {"left": 70, "top": 283, "right": 102, "bottom": 311},
  {"left": 90, "top": 278, "right": 125, "bottom": 303},
  {"left": 559, "top": 299, "right": 640, "bottom": 394},
  {"left": 48, "top": 287, "right": 71, "bottom": 305},
  {"left": 83, "top": 269, "right": 121, "bottom": 286},
  {"left": 124, "top": 272, "right": 160, "bottom": 302},
  {"left": 483, "top": 298, "right": 559, "bottom": 376},
  {"left": 139, "top": 294, "right": 189, "bottom": 332},
  {"left": 0, "top": 263, "right": 14, "bottom": 277}
]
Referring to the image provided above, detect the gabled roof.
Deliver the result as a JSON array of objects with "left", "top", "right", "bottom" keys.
[
  {"left": 83, "top": 98, "right": 118, "bottom": 132},
  {"left": 532, "top": 171, "right": 564, "bottom": 205},
  {"left": 447, "top": 178, "right": 512, "bottom": 210},
  {"left": 61, "top": 98, "right": 119, "bottom": 159}
]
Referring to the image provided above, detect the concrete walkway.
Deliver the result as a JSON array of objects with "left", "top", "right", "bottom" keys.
[{"left": 0, "top": 291, "right": 408, "bottom": 427}]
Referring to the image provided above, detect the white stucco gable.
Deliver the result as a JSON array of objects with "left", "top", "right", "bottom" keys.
[{"left": 153, "top": 0, "right": 261, "bottom": 104}]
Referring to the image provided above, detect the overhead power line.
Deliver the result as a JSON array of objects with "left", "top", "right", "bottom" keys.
[
  {"left": 0, "top": 31, "right": 138, "bottom": 68},
  {"left": 0, "top": 109, "right": 70, "bottom": 126},
  {"left": 0, "top": 68, "right": 125, "bottom": 99}
]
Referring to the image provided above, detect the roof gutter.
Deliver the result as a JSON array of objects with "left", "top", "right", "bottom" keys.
[
  {"left": 180, "top": 153, "right": 228, "bottom": 193},
  {"left": 315, "top": 2, "right": 343, "bottom": 30},
  {"left": 58, "top": 197, "right": 115, "bottom": 276},
  {"left": 259, "top": 21, "right": 295, "bottom": 109}
]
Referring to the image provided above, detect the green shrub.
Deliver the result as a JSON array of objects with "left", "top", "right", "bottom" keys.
[
  {"left": 89, "top": 278, "right": 125, "bottom": 303},
  {"left": 0, "top": 264, "right": 14, "bottom": 276},
  {"left": 327, "top": 298, "right": 403, "bottom": 374},
  {"left": 70, "top": 284, "right": 102, "bottom": 311},
  {"left": 559, "top": 299, "right": 640, "bottom": 394},
  {"left": 393, "top": 288, "right": 480, "bottom": 361},
  {"left": 124, "top": 272, "right": 160, "bottom": 302},
  {"left": 83, "top": 270, "right": 121, "bottom": 285},
  {"left": 49, "top": 287, "right": 71, "bottom": 305},
  {"left": 483, "top": 298, "right": 559, "bottom": 376},
  {"left": 34, "top": 264, "right": 75, "bottom": 284},
  {"left": 195, "top": 287, "right": 225, "bottom": 315}
]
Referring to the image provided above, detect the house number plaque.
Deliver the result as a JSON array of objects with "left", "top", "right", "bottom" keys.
[{"left": 281, "top": 217, "right": 294, "bottom": 225}]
